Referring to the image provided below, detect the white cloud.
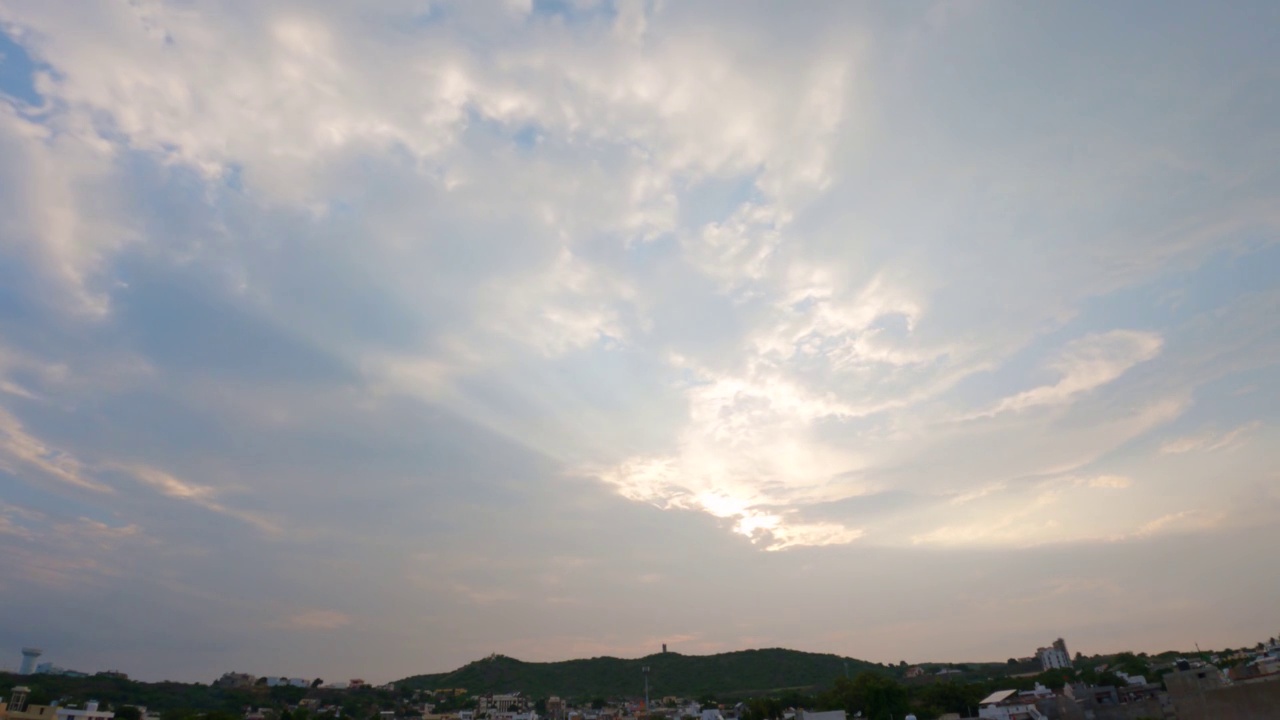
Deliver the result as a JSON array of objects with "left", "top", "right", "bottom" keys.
[
  {"left": 0, "top": 0, "right": 1275, "bottom": 575},
  {"left": 1160, "top": 422, "right": 1260, "bottom": 454},
  {"left": 984, "top": 330, "right": 1164, "bottom": 416},
  {"left": 123, "top": 464, "right": 279, "bottom": 534},
  {"left": 1084, "top": 475, "right": 1133, "bottom": 489},
  {"left": 1132, "top": 510, "right": 1228, "bottom": 539},
  {"left": 0, "top": 406, "right": 113, "bottom": 493},
  {"left": 0, "top": 104, "right": 132, "bottom": 315}
]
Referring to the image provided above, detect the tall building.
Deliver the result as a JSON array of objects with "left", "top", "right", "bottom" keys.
[
  {"left": 18, "top": 650, "right": 41, "bottom": 676},
  {"left": 1036, "top": 638, "right": 1072, "bottom": 671}
]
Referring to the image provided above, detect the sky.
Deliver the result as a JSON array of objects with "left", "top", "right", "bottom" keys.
[{"left": 0, "top": 0, "right": 1278, "bottom": 685}]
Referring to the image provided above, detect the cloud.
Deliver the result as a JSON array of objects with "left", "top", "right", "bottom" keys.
[
  {"left": 122, "top": 464, "right": 279, "bottom": 534},
  {"left": 0, "top": 406, "right": 113, "bottom": 493},
  {"left": 0, "top": 102, "right": 132, "bottom": 316},
  {"left": 984, "top": 331, "right": 1164, "bottom": 416},
  {"left": 0, "top": 501, "right": 150, "bottom": 589},
  {"left": 1084, "top": 475, "right": 1133, "bottom": 489},
  {"left": 284, "top": 610, "right": 352, "bottom": 631},
  {"left": 1160, "top": 422, "right": 1260, "bottom": 454},
  {"left": 1132, "top": 510, "right": 1228, "bottom": 539},
  {"left": 0, "top": 501, "right": 42, "bottom": 540}
]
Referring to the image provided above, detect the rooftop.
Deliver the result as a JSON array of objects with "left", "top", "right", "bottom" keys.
[{"left": 978, "top": 690, "right": 1017, "bottom": 706}]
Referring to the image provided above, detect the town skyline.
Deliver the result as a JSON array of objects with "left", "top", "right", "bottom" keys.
[{"left": 5, "top": 638, "right": 1280, "bottom": 720}]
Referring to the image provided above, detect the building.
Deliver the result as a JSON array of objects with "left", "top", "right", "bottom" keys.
[
  {"left": 1163, "top": 662, "right": 1226, "bottom": 696},
  {"left": 976, "top": 689, "right": 1050, "bottom": 720},
  {"left": 1166, "top": 661, "right": 1280, "bottom": 720},
  {"left": 18, "top": 651, "right": 41, "bottom": 677},
  {"left": 1035, "top": 639, "right": 1071, "bottom": 672},
  {"left": 477, "top": 695, "right": 525, "bottom": 716},
  {"left": 2, "top": 689, "right": 113, "bottom": 720},
  {"left": 56, "top": 702, "right": 115, "bottom": 720},
  {"left": 29, "top": 664, "right": 86, "bottom": 679}
]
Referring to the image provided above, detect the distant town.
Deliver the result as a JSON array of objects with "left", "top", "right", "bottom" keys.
[{"left": 4, "top": 636, "right": 1280, "bottom": 720}]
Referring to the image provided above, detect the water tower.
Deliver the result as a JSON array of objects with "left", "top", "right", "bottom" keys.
[{"left": 19, "top": 648, "right": 42, "bottom": 675}]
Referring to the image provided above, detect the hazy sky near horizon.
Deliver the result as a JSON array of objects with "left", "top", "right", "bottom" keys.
[{"left": 1, "top": 0, "right": 1279, "bottom": 684}]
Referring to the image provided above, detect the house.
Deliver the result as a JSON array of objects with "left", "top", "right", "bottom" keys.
[
  {"left": 57, "top": 703, "right": 117, "bottom": 720},
  {"left": 2, "top": 690, "right": 114, "bottom": 720},
  {"left": 976, "top": 689, "right": 1046, "bottom": 720}
]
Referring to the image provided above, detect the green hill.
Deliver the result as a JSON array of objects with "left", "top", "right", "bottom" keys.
[{"left": 397, "top": 649, "right": 886, "bottom": 699}]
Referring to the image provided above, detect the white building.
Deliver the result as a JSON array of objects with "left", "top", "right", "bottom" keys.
[
  {"left": 1115, "top": 671, "right": 1147, "bottom": 686},
  {"left": 977, "top": 690, "right": 1047, "bottom": 720},
  {"left": 1035, "top": 639, "right": 1072, "bottom": 672},
  {"left": 55, "top": 701, "right": 114, "bottom": 720}
]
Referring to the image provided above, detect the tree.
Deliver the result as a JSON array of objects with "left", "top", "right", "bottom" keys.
[
  {"left": 818, "top": 673, "right": 908, "bottom": 720},
  {"left": 1110, "top": 652, "right": 1149, "bottom": 678},
  {"left": 916, "top": 682, "right": 986, "bottom": 716},
  {"left": 1007, "top": 658, "right": 1018, "bottom": 666},
  {"left": 313, "top": 679, "right": 325, "bottom": 688},
  {"left": 775, "top": 690, "right": 812, "bottom": 710},
  {"left": 743, "top": 697, "right": 783, "bottom": 720},
  {"left": 116, "top": 708, "right": 143, "bottom": 720}
]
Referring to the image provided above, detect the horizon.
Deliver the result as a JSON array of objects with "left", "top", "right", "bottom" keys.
[
  {"left": 2, "top": 639, "right": 1265, "bottom": 686},
  {"left": 1, "top": 0, "right": 1278, "bottom": 688}
]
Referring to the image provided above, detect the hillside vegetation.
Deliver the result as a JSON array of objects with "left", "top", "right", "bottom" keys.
[
  {"left": 397, "top": 649, "right": 886, "bottom": 699},
  {"left": 0, "top": 672, "right": 309, "bottom": 713}
]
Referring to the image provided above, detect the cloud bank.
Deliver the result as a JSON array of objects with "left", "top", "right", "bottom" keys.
[{"left": 0, "top": 0, "right": 1278, "bottom": 682}]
